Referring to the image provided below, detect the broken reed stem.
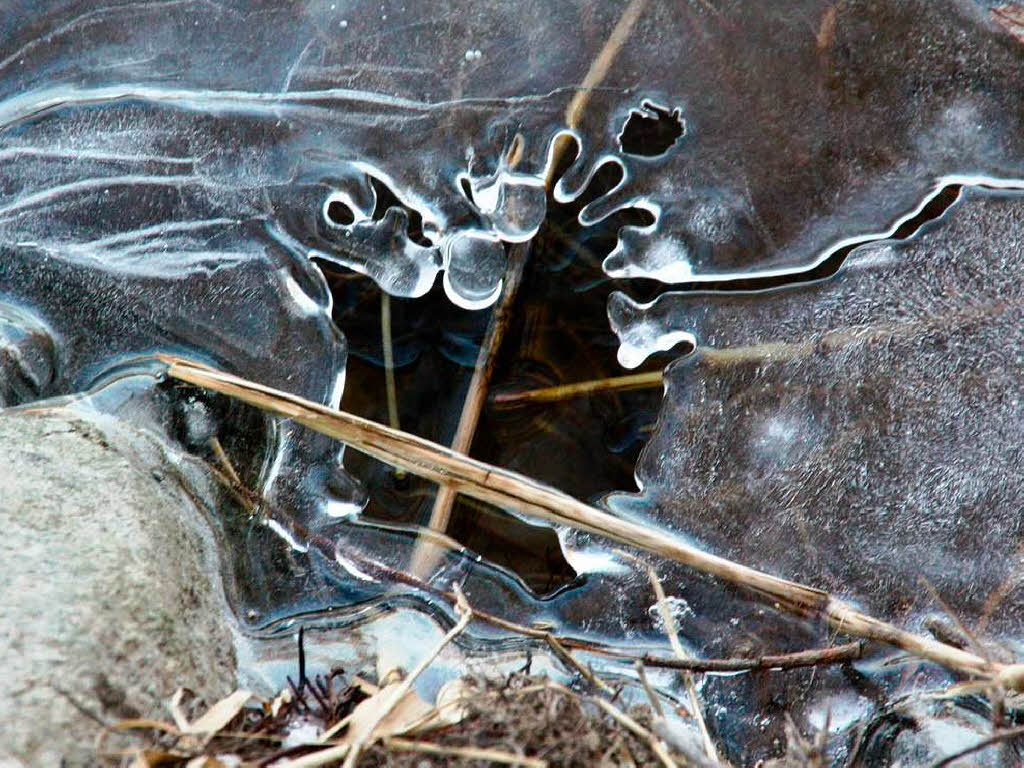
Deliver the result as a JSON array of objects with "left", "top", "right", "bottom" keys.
[
  {"left": 411, "top": 242, "right": 530, "bottom": 578},
  {"left": 162, "top": 357, "right": 1003, "bottom": 684},
  {"left": 493, "top": 370, "right": 664, "bottom": 406}
]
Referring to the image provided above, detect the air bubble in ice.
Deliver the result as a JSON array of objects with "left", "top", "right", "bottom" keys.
[
  {"left": 442, "top": 231, "right": 506, "bottom": 309},
  {"left": 648, "top": 595, "right": 693, "bottom": 629}
]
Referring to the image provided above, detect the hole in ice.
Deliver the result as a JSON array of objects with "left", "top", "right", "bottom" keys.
[
  {"left": 618, "top": 100, "right": 685, "bottom": 158},
  {"left": 888, "top": 183, "right": 962, "bottom": 240},
  {"left": 317, "top": 142, "right": 665, "bottom": 595},
  {"left": 368, "top": 176, "right": 432, "bottom": 248},
  {"left": 322, "top": 175, "right": 434, "bottom": 248},
  {"left": 637, "top": 181, "right": 968, "bottom": 299},
  {"left": 459, "top": 176, "right": 476, "bottom": 205},
  {"left": 321, "top": 269, "right": 579, "bottom": 594},
  {"left": 325, "top": 199, "right": 355, "bottom": 227}
]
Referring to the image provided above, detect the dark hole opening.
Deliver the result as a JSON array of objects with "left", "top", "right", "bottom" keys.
[
  {"left": 320, "top": 150, "right": 669, "bottom": 595},
  {"left": 631, "top": 183, "right": 968, "bottom": 299},
  {"left": 368, "top": 176, "right": 432, "bottom": 247},
  {"left": 315, "top": 146, "right": 959, "bottom": 595},
  {"left": 618, "top": 101, "right": 685, "bottom": 158},
  {"left": 890, "top": 184, "right": 962, "bottom": 240},
  {"left": 326, "top": 199, "right": 355, "bottom": 226},
  {"left": 459, "top": 176, "right": 476, "bottom": 205}
]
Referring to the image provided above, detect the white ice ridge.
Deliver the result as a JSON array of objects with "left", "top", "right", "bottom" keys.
[{"left": 609, "top": 175, "right": 1024, "bottom": 368}]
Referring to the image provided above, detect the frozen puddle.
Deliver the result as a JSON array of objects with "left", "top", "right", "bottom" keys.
[{"left": 4, "top": 1, "right": 1024, "bottom": 763}]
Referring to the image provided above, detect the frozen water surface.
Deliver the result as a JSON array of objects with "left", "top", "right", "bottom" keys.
[{"left": 3, "top": 0, "right": 1024, "bottom": 763}]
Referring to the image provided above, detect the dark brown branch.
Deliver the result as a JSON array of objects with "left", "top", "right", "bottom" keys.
[{"left": 626, "top": 642, "right": 863, "bottom": 672}]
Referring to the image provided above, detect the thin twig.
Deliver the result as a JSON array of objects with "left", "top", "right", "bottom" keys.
[
  {"left": 932, "top": 724, "right": 1024, "bottom": 767},
  {"left": 341, "top": 595, "right": 473, "bottom": 768},
  {"left": 625, "top": 553, "right": 717, "bottom": 763},
  {"left": 626, "top": 642, "right": 863, "bottom": 672},
  {"left": 492, "top": 370, "right": 664, "bottom": 406},
  {"left": 380, "top": 292, "right": 404, "bottom": 481},
  {"left": 203, "top": 462, "right": 858, "bottom": 678},
  {"left": 920, "top": 577, "right": 989, "bottom": 665},
  {"left": 545, "top": 634, "right": 613, "bottom": 694},
  {"left": 161, "top": 357, "right": 1004, "bottom": 682},
  {"left": 208, "top": 436, "right": 241, "bottom": 486},
  {"left": 380, "top": 293, "right": 401, "bottom": 433},
  {"left": 382, "top": 736, "right": 548, "bottom": 767},
  {"left": 635, "top": 661, "right": 664, "bottom": 718}
]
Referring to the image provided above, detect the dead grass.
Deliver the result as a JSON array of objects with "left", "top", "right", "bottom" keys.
[{"left": 96, "top": 671, "right": 713, "bottom": 767}]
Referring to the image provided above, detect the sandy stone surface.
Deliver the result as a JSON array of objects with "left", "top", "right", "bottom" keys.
[{"left": 0, "top": 409, "right": 237, "bottom": 766}]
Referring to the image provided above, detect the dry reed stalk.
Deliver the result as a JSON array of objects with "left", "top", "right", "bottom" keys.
[
  {"left": 635, "top": 556, "right": 717, "bottom": 763},
  {"left": 589, "top": 696, "right": 679, "bottom": 768},
  {"left": 162, "top": 357, "right": 1004, "bottom": 682},
  {"left": 564, "top": 0, "right": 650, "bottom": 130}
]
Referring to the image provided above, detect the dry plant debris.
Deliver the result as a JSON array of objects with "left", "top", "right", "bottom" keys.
[
  {"left": 96, "top": 586, "right": 708, "bottom": 766},
  {"left": 97, "top": 672, "right": 713, "bottom": 767}
]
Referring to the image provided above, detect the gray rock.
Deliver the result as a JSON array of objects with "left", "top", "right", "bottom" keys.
[{"left": 0, "top": 409, "right": 237, "bottom": 766}]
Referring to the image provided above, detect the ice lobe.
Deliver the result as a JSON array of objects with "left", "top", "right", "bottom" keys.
[
  {"left": 0, "top": 0, "right": 582, "bottom": 309},
  {"left": 610, "top": 188, "right": 1024, "bottom": 640},
  {"left": 572, "top": 0, "right": 1024, "bottom": 283}
]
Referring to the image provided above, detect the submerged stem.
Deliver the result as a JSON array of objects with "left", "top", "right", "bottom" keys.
[
  {"left": 410, "top": 242, "right": 530, "bottom": 578},
  {"left": 493, "top": 370, "right": 664, "bottom": 406},
  {"left": 380, "top": 293, "right": 401, "bottom": 433}
]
